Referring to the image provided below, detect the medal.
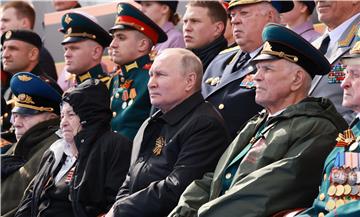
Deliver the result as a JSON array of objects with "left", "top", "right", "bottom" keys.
[
  {"left": 325, "top": 200, "right": 336, "bottom": 211},
  {"left": 335, "top": 184, "right": 345, "bottom": 196},
  {"left": 328, "top": 63, "right": 345, "bottom": 84},
  {"left": 122, "top": 101, "right": 127, "bottom": 109},
  {"left": 327, "top": 185, "right": 337, "bottom": 196},
  {"left": 344, "top": 184, "right": 352, "bottom": 195},
  {"left": 335, "top": 199, "right": 345, "bottom": 208},
  {"left": 153, "top": 136, "right": 165, "bottom": 156},
  {"left": 128, "top": 88, "right": 137, "bottom": 107},
  {"left": 350, "top": 185, "right": 359, "bottom": 195}
]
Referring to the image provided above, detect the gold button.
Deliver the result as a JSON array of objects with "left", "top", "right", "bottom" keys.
[
  {"left": 112, "top": 112, "right": 117, "bottom": 117},
  {"left": 318, "top": 212, "right": 325, "bottom": 217},
  {"left": 4, "top": 113, "right": 8, "bottom": 118},
  {"left": 319, "top": 193, "right": 325, "bottom": 201},
  {"left": 225, "top": 173, "right": 232, "bottom": 179},
  {"left": 115, "top": 93, "right": 120, "bottom": 98},
  {"left": 218, "top": 104, "right": 225, "bottom": 110}
]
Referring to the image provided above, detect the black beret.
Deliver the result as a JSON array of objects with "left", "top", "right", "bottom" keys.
[{"left": 1, "top": 30, "right": 42, "bottom": 49}]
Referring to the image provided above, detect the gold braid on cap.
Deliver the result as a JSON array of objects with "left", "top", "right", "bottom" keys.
[
  {"left": 64, "top": 32, "right": 96, "bottom": 40},
  {"left": 14, "top": 102, "right": 54, "bottom": 112},
  {"left": 262, "top": 41, "right": 299, "bottom": 63}
]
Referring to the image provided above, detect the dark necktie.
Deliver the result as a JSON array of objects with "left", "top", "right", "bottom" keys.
[
  {"left": 319, "top": 35, "right": 330, "bottom": 55},
  {"left": 235, "top": 53, "right": 251, "bottom": 71}
]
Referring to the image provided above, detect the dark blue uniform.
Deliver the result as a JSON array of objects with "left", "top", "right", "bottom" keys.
[{"left": 202, "top": 46, "right": 263, "bottom": 139}]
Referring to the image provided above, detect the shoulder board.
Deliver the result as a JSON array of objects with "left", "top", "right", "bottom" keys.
[
  {"left": 338, "top": 21, "right": 359, "bottom": 47},
  {"left": 219, "top": 45, "right": 240, "bottom": 55}
]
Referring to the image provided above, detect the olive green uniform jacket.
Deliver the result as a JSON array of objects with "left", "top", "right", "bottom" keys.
[
  {"left": 1, "top": 118, "right": 60, "bottom": 217},
  {"left": 169, "top": 97, "right": 348, "bottom": 217}
]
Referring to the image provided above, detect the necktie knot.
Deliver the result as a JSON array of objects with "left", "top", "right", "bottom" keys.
[
  {"left": 319, "top": 34, "right": 330, "bottom": 55},
  {"left": 235, "top": 53, "right": 251, "bottom": 70}
]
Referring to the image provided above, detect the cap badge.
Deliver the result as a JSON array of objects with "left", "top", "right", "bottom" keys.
[
  {"left": 263, "top": 41, "right": 272, "bottom": 52},
  {"left": 18, "top": 75, "right": 32, "bottom": 82},
  {"left": 117, "top": 5, "right": 123, "bottom": 14},
  {"left": 17, "top": 94, "right": 35, "bottom": 104},
  {"left": 5, "top": 31, "right": 12, "bottom": 39},
  {"left": 64, "top": 14, "right": 72, "bottom": 24}
]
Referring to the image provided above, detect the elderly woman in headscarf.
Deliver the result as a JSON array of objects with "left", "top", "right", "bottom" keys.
[{"left": 15, "top": 79, "right": 132, "bottom": 217}]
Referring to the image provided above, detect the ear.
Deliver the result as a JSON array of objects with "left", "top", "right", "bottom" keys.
[
  {"left": 213, "top": 21, "right": 225, "bottom": 38},
  {"left": 290, "top": 69, "right": 305, "bottom": 92},
  {"left": 298, "top": 2, "right": 309, "bottom": 14},
  {"left": 92, "top": 45, "right": 103, "bottom": 60},
  {"left": 184, "top": 72, "right": 196, "bottom": 91},
  {"left": 28, "top": 47, "right": 39, "bottom": 61},
  {"left": 20, "top": 18, "right": 32, "bottom": 29},
  {"left": 161, "top": 4, "right": 170, "bottom": 16},
  {"left": 137, "top": 38, "right": 151, "bottom": 53}
]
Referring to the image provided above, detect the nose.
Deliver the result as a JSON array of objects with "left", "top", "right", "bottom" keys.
[
  {"left": 147, "top": 74, "right": 157, "bottom": 89},
  {"left": 340, "top": 71, "right": 351, "bottom": 90},
  {"left": 2, "top": 47, "right": 9, "bottom": 58},
  {"left": 109, "top": 38, "right": 118, "bottom": 49},
  {"left": 183, "top": 21, "right": 191, "bottom": 32},
  {"left": 253, "top": 67, "right": 263, "bottom": 82},
  {"left": 230, "top": 13, "right": 241, "bottom": 25},
  {"left": 64, "top": 48, "right": 71, "bottom": 58}
]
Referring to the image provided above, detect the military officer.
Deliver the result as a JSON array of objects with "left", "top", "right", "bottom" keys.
[
  {"left": 201, "top": 0, "right": 294, "bottom": 139},
  {"left": 59, "top": 11, "right": 112, "bottom": 85},
  {"left": 1, "top": 29, "right": 56, "bottom": 144},
  {"left": 310, "top": 1, "right": 360, "bottom": 123},
  {"left": 169, "top": 23, "right": 348, "bottom": 217},
  {"left": 1, "top": 72, "right": 62, "bottom": 217},
  {"left": 108, "top": 2, "right": 167, "bottom": 141},
  {"left": 297, "top": 41, "right": 360, "bottom": 217}
]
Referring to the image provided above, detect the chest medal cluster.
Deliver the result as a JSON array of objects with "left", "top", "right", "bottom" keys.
[{"left": 325, "top": 122, "right": 360, "bottom": 211}]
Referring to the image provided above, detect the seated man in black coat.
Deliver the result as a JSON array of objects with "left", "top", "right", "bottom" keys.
[{"left": 106, "top": 48, "right": 230, "bottom": 217}]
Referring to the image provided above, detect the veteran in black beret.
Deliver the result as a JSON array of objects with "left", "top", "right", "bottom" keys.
[
  {"left": 168, "top": 23, "right": 347, "bottom": 217},
  {"left": 108, "top": 2, "right": 167, "bottom": 141},
  {"left": 59, "top": 11, "right": 112, "bottom": 85},
  {"left": 1, "top": 72, "right": 62, "bottom": 216}
]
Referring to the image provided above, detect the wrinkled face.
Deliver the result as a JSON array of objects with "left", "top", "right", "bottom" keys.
[
  {"left": 2, "top": 40, "right": 34, "bottom": 74},
  {"left": 60, "top": 102, "right": 81, "bottom": 145},
  {"left": 109, "top": 29, "right": 142, "bottom": 65},
  {"left": 341, "top": 63, "right": 360, "bottom": 112},
  {"left": 315, "top": 0, "right": 355, "bottom": 29},
  {"left": 140, "top": 1, "right": 164, "bottom": 25},
  {"left": 229, "top": 4, "right": 270, "bottom": 52},
  {"left": 0, "top": 8, "right": 24, "bottom": 35},
  {"left": 148, "top": 54, "right": 189, "bottom": 113},
  {"left": 12, "top": 112, "right": 50, "bottom": 141},
  {"left": 52, "top": 0, "right": 78, "bottom": 11},
  {"left": 254, "top": 59, "right": 294, "bottom": 111},
  {"left": 182, "top": 6, "right": 218, "bottom": 49},
  {"left": 63, "top": 40, "right": 95, "bottom": 75}
]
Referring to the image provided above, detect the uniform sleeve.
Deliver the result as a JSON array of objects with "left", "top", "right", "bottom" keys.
[
  {"left": 168, "top": 172, "right": 213, "bottom": 217},
  {"left": 196, "top": 118, "right": 342, "bottom": 217},
  {"left": 112, "top": 116, "right": 229, "bottom": 217}
]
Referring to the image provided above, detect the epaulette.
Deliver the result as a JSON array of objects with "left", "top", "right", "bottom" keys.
[
  {"left": 219, "top": 45, "right": 240, "bottom": 55},
  {"left": 338, "top": 21, "right": 359, "bottom": 47}
]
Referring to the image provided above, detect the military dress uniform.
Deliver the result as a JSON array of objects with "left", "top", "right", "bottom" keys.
[
  {"left": 59, "top": 12, "right": 113, "bottom": 85},
  {"left": 310, "top": 15, "right": 359, "bottom": 123},
  {"left": 110, "top": 55, "right": 153, "bottom": 141},
  {"left": 1, "top": 72, "right": 62, "bottom": 217},
  {"left": 201, "top": 0, "right": 295, "bottom": 139},
  {"left": 298, "top": 40, "right": 360, "bottom": 217},
  {"left": 109, "top": 3, "right": 167, "bottom": 140}
]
